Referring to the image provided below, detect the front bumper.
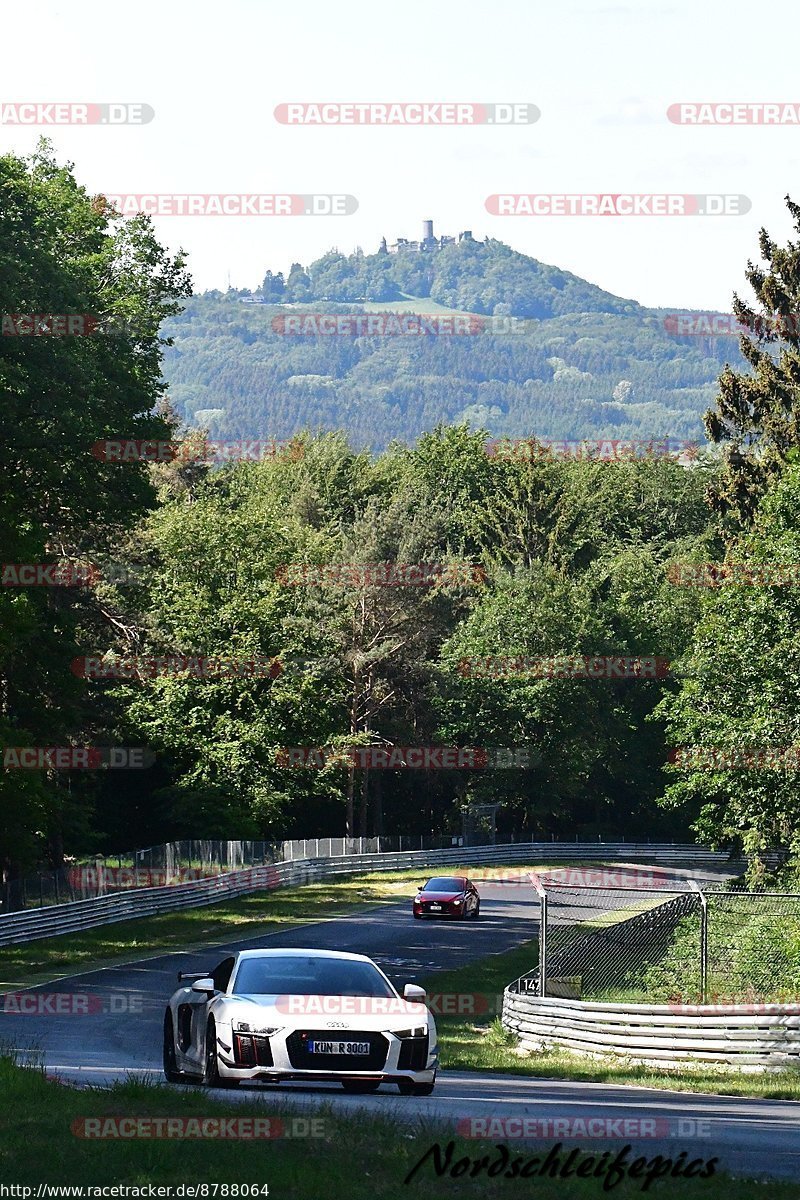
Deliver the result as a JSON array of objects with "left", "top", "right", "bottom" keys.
[
  {"left": 216, "top": 1025, "right": 438, "bottom": 1084},
  {"left": 413, "top": 901, "right": 463, "bottom": 918}
]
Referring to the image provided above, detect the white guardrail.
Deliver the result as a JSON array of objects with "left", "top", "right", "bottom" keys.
[
  {"left": 502, "top": 990, "right": 800, "bottom": 1071},
  {"left": 0, "top": 842, "right": 737, "bottom": 947}
]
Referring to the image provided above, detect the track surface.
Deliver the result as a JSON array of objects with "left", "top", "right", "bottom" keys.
[{"left": 4, "top": 864, "right": 799, "bottom": 1182}]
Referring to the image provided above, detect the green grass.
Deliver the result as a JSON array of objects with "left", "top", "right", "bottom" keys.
[
  {"left": 11, "top": 859, "right": 797, "bottom": 1103},
  {"left": 0, "top": 870, "right": 426, "bottom": 991},
  {"left": 0, "top": 1058, "right": 796, "bottom": 1196},
  {"left": 0, "top": 861, "right": 561, "bottom": 992},
  {"left": 425, "top": 939, "right": 800, "bottom": 1101}
]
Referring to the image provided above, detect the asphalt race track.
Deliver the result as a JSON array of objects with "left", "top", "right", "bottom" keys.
[{"left": 3, "top": 864, "right": 799, "bottom": 1181}]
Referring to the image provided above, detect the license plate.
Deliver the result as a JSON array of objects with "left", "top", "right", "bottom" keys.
[
  {"left": 308, "top": 1040, "right": 370, "bottom": 1055},
  {"left": 429, "top": 904, "right": 442, "bottom": 911}
]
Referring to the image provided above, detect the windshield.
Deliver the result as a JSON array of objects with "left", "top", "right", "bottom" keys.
[
  {"left": 423, "top": 877, "right": 465, "bottom": 892},
  {"left": 233, "top": 955, "right": 395, "bottom": 997}
]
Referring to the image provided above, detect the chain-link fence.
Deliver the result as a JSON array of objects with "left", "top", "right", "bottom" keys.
[
  {"left": 1, "top": 834, "right": 461, "bottom": 912},
  {"left": 511, "top": 877, "right": 800, "bottom": 1005}
]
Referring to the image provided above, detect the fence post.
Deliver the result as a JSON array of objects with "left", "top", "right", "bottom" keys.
[
  {"left": 532, "top": 874, "right": 548, "bottom": 997},
  {"left": 689, "top": 881, "right": 708, "bottom": 1003}
]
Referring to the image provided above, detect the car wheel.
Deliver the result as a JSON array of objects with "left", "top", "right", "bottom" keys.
[
  {"left": 341, "top": 1080, "right": 381, "bottom": 1093},
  {"left": 163, "top": 1011, "right": 182, "bottom": 1083},
  {"left": 205, "top": 1017, "right": 237, "bottom": 1088},
  {"left": 473, "top": 902, "right": 480, "bottom": 919},
  {"left": 413, "top": 911, "right": 422, "bottom": 919}
]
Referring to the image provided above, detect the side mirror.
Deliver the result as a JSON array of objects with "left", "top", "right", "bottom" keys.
[
  {"left": 191, "top": 977, "right": 215, "bottom": 995},
  {"left": 403, "top": 983, "right": 426, "bottom": 1003}
]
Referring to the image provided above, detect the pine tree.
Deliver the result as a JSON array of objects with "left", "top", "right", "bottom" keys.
[{"left": 706, "top": 195, "right": 800, "bottom": 523}]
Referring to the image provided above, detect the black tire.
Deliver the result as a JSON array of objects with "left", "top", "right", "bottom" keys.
[
  {"left": 205, "top": 1017, "right": 237, "bottom": 1088},
  {"left": 398, "top": 1077, "right": 435, "bottom": 1096},
  {"left": 412, "top": 1082, "right": 435, "bottom": 1096},
  {"left": 341, "top": 1079, "right": 381, "bottom": 1093},
  {"left": 472, "top": 901, "right": 480, "bottom": 920},
  {"left": 163, "top": 1011, "right": 182, "bottom": 1083},
  {"left": 413, "top": 911, "right": 422, "bottom": 920}
]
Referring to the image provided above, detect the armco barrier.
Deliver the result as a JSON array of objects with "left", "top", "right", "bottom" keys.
[
  {"left": 501, "top": 989, "right": 800, "bottom": 1070},
  {"left": 0, "top": 842, "right": 737, "bottom": 947}
]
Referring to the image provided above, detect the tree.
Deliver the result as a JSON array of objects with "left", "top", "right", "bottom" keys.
[
  {"left": 655, "top": 457, "right": 800, "bottom": 870},
  {"left": 260, "top": 270, "right": 285, "bottom": 302},
  {"left": 705, "top": 195, "right": 800, "bottom": 523},
  {"left": 0, "top": 142, "right": 190, "bottom": 877},
  {"left": 285, "top": 263, "right": 312, "bottom": 302}
]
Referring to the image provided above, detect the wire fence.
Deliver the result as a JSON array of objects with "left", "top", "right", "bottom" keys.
[
  {"left": 2, "top": 834, "right": 726, "bottom": 913},
  {"left": 511, "top": 877, "right": 800, "bottom": 1005},
  {"left": 1, "top": 834, "right": 463, "bottom": 912}
]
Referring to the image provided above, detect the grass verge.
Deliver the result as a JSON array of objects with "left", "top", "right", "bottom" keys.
[
  {"left": 0, "top": 1057, "right": 795, "bottom": 1197},
  {"left": 425, "top": 939, "right": 800, "bottom": 1101},
  {"left": 0, "top": 861, "right": 564, "bottom": 992},
  {"left": 0, "top": 870, "right": 429, "bottom": 992}
]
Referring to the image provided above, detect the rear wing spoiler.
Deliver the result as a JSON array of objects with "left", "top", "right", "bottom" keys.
[{"left": 177, "top": 970, "right": 210, "bottom": 982}]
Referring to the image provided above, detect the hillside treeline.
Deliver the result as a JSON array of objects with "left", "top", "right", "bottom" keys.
[{"left": 5, "top": 147, "right": 800, "bottom": 877}]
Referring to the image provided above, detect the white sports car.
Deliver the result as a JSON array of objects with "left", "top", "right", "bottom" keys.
[{"left": 163, "top": 947, "right": 438, "bottom": 1094}]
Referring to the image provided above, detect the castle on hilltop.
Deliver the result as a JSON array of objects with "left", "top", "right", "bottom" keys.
[{"left": 379, "top": 220, "right": 475, "bottom": 254}]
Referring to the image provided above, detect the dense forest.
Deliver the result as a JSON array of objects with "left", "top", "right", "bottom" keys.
[
  {"left": 160, "top": 240, "right": 745, "bottom": 451},
  {"left": 4, "top": 145, "right": 800, "bottom": 880}
]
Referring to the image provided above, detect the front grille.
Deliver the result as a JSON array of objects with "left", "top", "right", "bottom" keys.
[
  {"left": 233, "top": 1034, "right": 273, "bottom": 1067},
  {"left": 286, "top": 1029, "right": 389, "bottom": 1072},
  {"left": 397, "top": 1033, "right": 429, "bottom": 1071}
]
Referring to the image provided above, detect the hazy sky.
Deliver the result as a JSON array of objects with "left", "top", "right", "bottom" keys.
[{"left": 4, "top": 0, "right": 800, "bottom": 310}]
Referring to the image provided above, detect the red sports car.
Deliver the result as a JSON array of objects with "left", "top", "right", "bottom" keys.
[{"left": 412, "top": 875, "right": 480, "bottom": 920}]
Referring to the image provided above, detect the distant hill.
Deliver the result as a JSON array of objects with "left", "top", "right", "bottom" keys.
[{"left": 160, "top": 238, "right": 744, "bottom": 450}]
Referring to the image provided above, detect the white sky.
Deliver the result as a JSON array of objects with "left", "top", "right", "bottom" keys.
[{"left": 3, "top": 0, "right": 800, "bottom": 310}]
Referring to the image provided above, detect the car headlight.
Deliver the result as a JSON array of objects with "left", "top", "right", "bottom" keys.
[
  {"left": 234, "top": 1021, "right": 282, "bottom": 1035},
  {"left": 453, "top": 898, "right": 462, "bottom": 905},
  {"left": 395, "top": 1025, "right": 427, "bottom": 1039}
]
